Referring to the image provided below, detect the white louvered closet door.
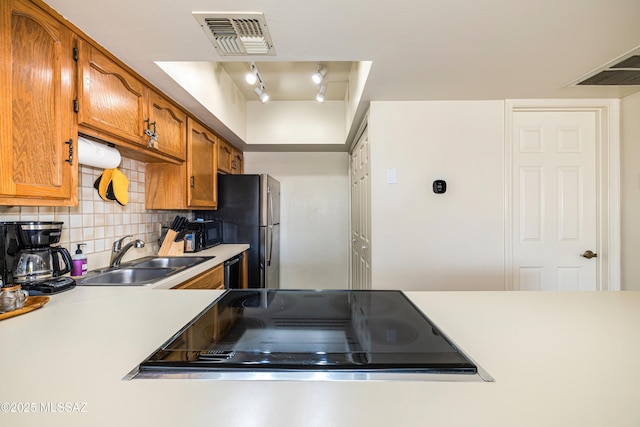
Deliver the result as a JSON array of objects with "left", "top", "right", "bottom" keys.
[{"left": 350, "top": 125, "right": 371, "bottom": 290}]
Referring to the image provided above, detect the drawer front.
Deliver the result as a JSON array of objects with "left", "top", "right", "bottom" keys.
[{"left": 172, "top": 264, "right": 224, "bottom": 290}]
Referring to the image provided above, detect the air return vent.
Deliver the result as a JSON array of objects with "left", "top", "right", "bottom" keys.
[
  {"left": 573, "top": 49, "right": 640, "bottom": 86},
  {"left": 193, "top": 12, "right": 275, "bottom": 56}
]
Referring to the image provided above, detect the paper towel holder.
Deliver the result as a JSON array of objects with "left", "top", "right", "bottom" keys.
[
  {"left": 79, "top": 134, "right": 116, "bottom": 148},
  {"left": 77, "top": 135, "right": 122, "bottom": 169}
]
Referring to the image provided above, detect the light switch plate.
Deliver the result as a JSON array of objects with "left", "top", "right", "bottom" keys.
[{"left": 387, "top": 168, "right": 397, "bottom": 184}]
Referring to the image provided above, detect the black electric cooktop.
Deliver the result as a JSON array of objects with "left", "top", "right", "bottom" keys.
[{"left": 131, "top": 290, "right": 493, "bottom": 381}]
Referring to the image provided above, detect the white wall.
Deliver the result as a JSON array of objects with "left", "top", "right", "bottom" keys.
[
  {"left": 620, "top": 91, "right": 640, "bottom": 291},
  {"left": 244, "top": 152, "right": 350, "bottom": 289},
  {"left": 156, "top": 61, "right": 247, "bottom": 141},
  {"left": 369, "top": 101, "right": 506, "bottom": 291},
  {"left": 345, "top": 61, "right": 372, "bottom": 131},
  {"left": 247, "top": 101, "right": 345, "bottom": 145}
]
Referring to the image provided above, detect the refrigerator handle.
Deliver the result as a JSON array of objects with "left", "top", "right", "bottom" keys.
[
  {"left": 267, "top": 186, "right": 273, "bottom": 266},
  {"left": 268, "top": 185, "right": 274, "bottom": 228}
]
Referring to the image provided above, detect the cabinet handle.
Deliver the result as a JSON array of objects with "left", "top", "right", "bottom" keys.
[
  {"left": 143, "top": 119, "right": 157, "bottom": 136},
  {"left": 64, "top": 139, "right": 73, "bottom": 165},
  {"left": 144, "top": 119, "right": 158, "bottom": 148},
  {"left": 190, "top": 176, "right": 195, "bottom": 188}
]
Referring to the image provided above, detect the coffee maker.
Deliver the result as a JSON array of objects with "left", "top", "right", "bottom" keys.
[{"left": 0, "top": 221, "right": 75, "bottom": 294}]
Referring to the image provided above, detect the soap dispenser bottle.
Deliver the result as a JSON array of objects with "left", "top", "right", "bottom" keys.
[{"left": 72, "top": 243, "right": 88, "bottom": 277}]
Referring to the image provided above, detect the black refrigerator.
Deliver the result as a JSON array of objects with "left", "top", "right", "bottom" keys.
[{"left": 213, "top": 174, "right": 280, "bottom": 289}]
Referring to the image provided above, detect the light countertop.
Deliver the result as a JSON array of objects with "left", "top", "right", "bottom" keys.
[{"left": 1, "top": 259, "right": 640, "bottom": 426}]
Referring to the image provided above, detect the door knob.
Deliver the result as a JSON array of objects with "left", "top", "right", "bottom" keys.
[{"left": 581, "top": 250, "right": 597, "bottom": 259}]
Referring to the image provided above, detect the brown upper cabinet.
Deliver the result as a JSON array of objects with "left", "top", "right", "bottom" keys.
[
  {"left": 3, "top": 0, "right": 242, "bottom": 208},
  {"left": 0, "top": 0, "right": 78, "bottom": 206},
  {"left": 232, "top": 150, "right": 244, "bottom": 174},
  {"left": 218, "top": 139, "right": 244, "bottom": 175},
  {"left": 149, "top": 90, "right": 187, "bottom": 161},
  {"left": 77, "top": 39, "right": 185, "bottom": 163},
  {"left": 187, "top": 119, "right": 218, "bottom": 208},
  {"left": 77, "top": 39, "right": 148, "bottom": 146},
  {"left": 146, "top": 117, "right": 218, "bottom": 210}
]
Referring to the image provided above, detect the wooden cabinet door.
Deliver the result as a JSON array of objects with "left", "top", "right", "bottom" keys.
[
  {"left": 77, "top": 39, "right": 148, "bottom": 146},
  {"left": 146, "top": 117, "right": 219, "bottom": 211},
  {"left": 187, "top": 119, "right": 217, "bottom": 208},
  {"left": 144, "top": 162, "right": 186, "bottom": 209},
  {"left": 149, "top": 90, "right": 186, "bottom": 161},
  {"left": 231, "top": 151, "right": 244, "bottom": 174},
  {"left": 217, "top": 139, "right": 233, "bottom": 174},
  {"left": 218, "top": 139, "right": 243, "bottom": 174},
  {"left": 239, "top": 250, "right": 248, "bottom": 288},
  {"left": 0, "top": 0, "right": 78, "bottom": 205}
]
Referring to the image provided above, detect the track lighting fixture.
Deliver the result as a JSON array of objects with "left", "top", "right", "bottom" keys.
[
  {"left": 245, "top": 62, "right": 261, "bottom": 85},
  {"left": 245, "top": 62, "right": 269, "bottom": 103},
  {"left": 312, "top": 65, "right": 328, "bottom": 84},
  {"left": 315, "top": 84, "right": 327, "bottom": 102},
  {"left": 254, "top": 85, "right": 269, "bottom": 103}
]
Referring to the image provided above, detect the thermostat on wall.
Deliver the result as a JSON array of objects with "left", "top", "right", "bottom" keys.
[{"left": 433, "top": 180, "right": 446, "bottom": 194}]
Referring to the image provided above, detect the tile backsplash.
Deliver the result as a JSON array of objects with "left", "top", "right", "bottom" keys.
[{"left": 0, "top": 158, "right": 185, "bottom": 267}]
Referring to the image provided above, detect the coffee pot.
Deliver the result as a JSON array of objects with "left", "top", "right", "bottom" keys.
[{"left": 12, "top": 246, "right": 72, "bottom": 284}]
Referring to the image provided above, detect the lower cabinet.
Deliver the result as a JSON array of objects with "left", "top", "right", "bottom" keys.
[
  {"left": 171, "top": 252, "right": 248, "bottom": 290},
  {"left": 172, "top": 264, "right": 224, "bottom": 290},
  {"left": 239, "top": 251, "right": 248, "bottom": 289}
]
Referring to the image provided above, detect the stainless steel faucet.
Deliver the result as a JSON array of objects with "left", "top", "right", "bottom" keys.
[{"left": 110, "top": 235, "right": 145, "bottom": 268}]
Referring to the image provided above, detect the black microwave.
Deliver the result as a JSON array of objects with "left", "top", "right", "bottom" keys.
[{"left": 184, "top": 220, "right": 223, "bottom": 252}]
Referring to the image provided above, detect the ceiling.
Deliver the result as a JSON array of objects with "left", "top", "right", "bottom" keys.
[
  {"left": 42, "top": 0, "right": 640, "bottom": 146},
  {"left": 220, "top": 61, "right": 353, "bottom": 102}
]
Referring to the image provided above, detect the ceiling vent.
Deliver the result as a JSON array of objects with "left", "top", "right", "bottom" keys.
[
  {"left": 193, "top": 12, "right": 275, "bottom": 56},
  {"left": 572, "top": 48, "right": 640, "bottom": 86}
]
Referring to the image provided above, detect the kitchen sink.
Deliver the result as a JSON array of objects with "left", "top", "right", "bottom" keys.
[
  {"left": 78, "top": 256, "right": 215, "bottom": 286},
  {"left": 80, "top": 268, "right": 175, "bottom": 285},
  {"left": 128, "top": 257, "right": 210, "bottom": 269}
]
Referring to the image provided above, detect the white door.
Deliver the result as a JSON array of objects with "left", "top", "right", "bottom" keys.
[
  {"left": 350, "top": 125, "right": 371, "bottom": 290},
  {"left": 511, "top": 110, "right": 598, "bottom": 291}
]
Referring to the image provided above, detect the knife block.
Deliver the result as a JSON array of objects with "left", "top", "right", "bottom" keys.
[{"left": 158, "top": 230, "right": 184, "bottom": 256}]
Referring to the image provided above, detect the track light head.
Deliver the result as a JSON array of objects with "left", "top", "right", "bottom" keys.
[
  {"left": 312, "top": 65, "right": 328, "bottom": 84},
  {"left": 245, "top": 72, "right": 257, "bottom": 85},
  {"left": 315, "top": 84, "right": 327, "bottom": 102},
  {"left": 254, "top": 86, "right": 269, "bottom": 103}
]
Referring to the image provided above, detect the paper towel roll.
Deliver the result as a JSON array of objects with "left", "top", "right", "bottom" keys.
[{"left": 77, "top": 136, "right": 121, "bottom": 169}]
